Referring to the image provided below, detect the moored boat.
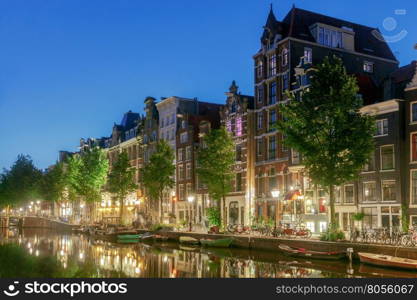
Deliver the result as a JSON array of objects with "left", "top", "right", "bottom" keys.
[
  {"left": 117, "top": 234, "right": 141, "bottom": 240},
  {"left": 117, "top": 239, "right": 139, "bottom": 244},
  {"left": 179, "top": 236, "right": 199, "bottom": 245},
  {"left": 278, "top": 244, "right": 346, "bottom": 260},
  {"left": 358, "top": 252, "right": 417, "bottom": 271},
  {"left": 153, "top": 234, "right": 169, "bottom": 242},
  {"left": 200, "top": 238, "right": 233, "bottom": 248}
]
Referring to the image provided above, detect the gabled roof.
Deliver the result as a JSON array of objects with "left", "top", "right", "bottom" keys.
[
  {"left": 267, "top": 7, "right": 397, "bottom": 61},
  {"left": 391, "top": 61, "right": 417, "bottom": 84},
  {"left": 120, "top": 110, "right": 140, "bottom": 131}
]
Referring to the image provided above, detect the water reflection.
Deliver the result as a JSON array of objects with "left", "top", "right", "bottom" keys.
[{"left": 1, "top": 228, "right": 416, "bottom": 278}]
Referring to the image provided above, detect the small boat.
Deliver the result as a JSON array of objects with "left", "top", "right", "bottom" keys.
[
  {"left": 117, "top": 234, "right": 141, "bottom": 240},
  {"left": 200, "top": 238, "right": 234, "bottom": 248},
  {"left": 278, "top": 244, "right": 346, "bottom": 260},
  {"left": 179, "top": 236, "right": 199, "bottom": 245},
  {"left": 358, "top": 252, "right": 417, "bottom": 271},
  {"left": 140, "top": 232, "right": 154, "bottom": 241}
]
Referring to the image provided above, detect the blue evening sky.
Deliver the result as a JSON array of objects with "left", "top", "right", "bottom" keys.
[{"left": 0, "top": 0, "right": 416, "bottom": 170}]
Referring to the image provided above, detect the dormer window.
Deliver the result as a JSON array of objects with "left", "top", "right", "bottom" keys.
[
  {"left": 282, "top": 48, "right": 288, "bottom": 66},
  {"left": 318, "top": 27, "right": 343, "bottom": 48}
]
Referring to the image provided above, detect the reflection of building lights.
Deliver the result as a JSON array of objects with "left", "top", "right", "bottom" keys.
[
  {"left": 36, "top": 200, "right": 40, "bottom": 204},
  {"left": 19, "top": 208, "right": 23, "bottom": 211},
  {"left": 35, "top": 250, "right": 39, "bottom": 256},
  {"left": 60, "top": 250, "right": 65, "bottom": 256},
  {"left": 135, "top": 267, "right": 140, "bottom": 274},
  {"left": 163, "top": 256, "right": 168, "bottom": 263},
  {"left": 100, "top": 257, "right": 105, "bottom": 266},
  {"left": 29, "top": 248, "right": 33, "bottom": 254},
  {"left": 79, "top": 252, "right": 84, "bottom": 260}
]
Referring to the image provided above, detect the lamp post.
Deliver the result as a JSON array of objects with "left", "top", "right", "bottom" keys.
[
  {"left": 271, "top": 189, "right": 280, "bottom": 231},
  {"left": 187, "top": 195, "right": 195, "bottom": 232}
]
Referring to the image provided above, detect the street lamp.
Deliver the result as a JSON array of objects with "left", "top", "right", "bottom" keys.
[
  {"left": 271, "top": 189, "right": 280, "bottom": 230},
  {"left": 187, "top": 195, "right": 195, "bottom": 232}
]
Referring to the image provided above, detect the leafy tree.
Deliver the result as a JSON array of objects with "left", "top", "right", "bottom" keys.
[
  {"left": 65, "top": 148, "right": 109, "bottom": 221},
  {"left": 107, "top": 151, "right": 137, "bottom": 225},
  {"left": 277, "top": 56, "right": 375, "bottom": 226},
  {"left": 141, "top": 140, "right": 175, "bottom": 223},
  {"left": 0, "top": 155, "right": 42, "bottom": 212},
  {"left": 40, "top": 162, "right": 66, "bottom": 204},
  {"left": 197, "top": 127, "right": 235, "bottom": 227}
]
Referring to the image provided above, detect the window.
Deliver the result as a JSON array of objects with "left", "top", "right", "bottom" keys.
[
  {"left": 177, "top": 149, "right": 183, "bottom": 161},
  {"left": 363, "top": 207, "right": 378, "bottom": 229},
  {"left": 380, "top": 145, "right": 394, "bottom": 170},
  {"left": 268, "top": 169, "right": 277, "bottom": 191},
  {"left": 375, "top": 119, "right": 388, "bottom": 136},
  {"left": 186, "top": 146, "right": 192, "bottom": 160},
  {"left": 411, "top": 170, "right": 417, "bottom": 205},
  {"left": 236, "top": 116, "right": 242, "bottom": 137},
  {"left": 411, "top": 102, "right": 417, "bottom": 123},
  {"left": 269, "top": 82, "right": 277, "bottom": 104},
  {"left": 257, "top": 86, "right": 264, "bottom": 103},
  {"left": 363, "top": 182, "right": 376, "bottom": 202},
  {"left": 363, "top": 153, "right": 375, "bottom": 172},
  {"left": 257, "top": 112, "right": 263, "bottom": 129},
  {"left": 268, "top": 136, "right": 276, "bottom": 160},
  {"left": 318, "top": 27, "right": 343, "bottom": 48},
  {"left": 344, "top": 185, "right": 354, "bottom": 204},
  {"left": 411, "top": 133, "right": 417, "bottom": 162},
  {"left": 334, "top": 186, "right": 341, "bottom": 203},
  {"left": 318, "top": 189, "right": 328, "bottom": 213},
  {"left": 256, "top": 60, "right": 264, "bottom": 80},
  {"left": 236, "top": 173, "right": 242, "bottom": 192},
  {"left": 281, "top": 134, "right": 288, "bottom": 152},
  {"left": 257, "top": 139, "right": 262, "bottom": 156},
  {"left": 268, "top": 55, "right": 277, "bottom": 76},
  {"left": 411, "top": 216, "right": 417, "bottom": 227},
  {"left": 304, "top": 47, "right": 312, "bottom": 63},
  {"left": 179, "top": 184, "right": 185, "bottom": 201},
  {"left": 268, "top": 109, "right": 276, "bottom": 130},
  {"left": 382, "top": 180, "right": 396, "bottom": 202},
  {"left": 304, "top": 190, "right": 316, "bottom": 214},
  {"left": 186, "top": 183, "right": 192, "bottom": 198},
  {"left": 186, "top": 163, "right": 192, "bottom": 179},
  {"left": 281, "top": 48, "right": 288, "bottom": 66},
  {"left": 180, "top": 132, "right": 188, "bottom": 144},
  {"left": 292, "top": 149, "right": 300, "bottom": 164},
  {"left": 363, "top": 61, "right": 374, "bottom": 73},
  {"left": 178, "top": 165, "right": 184, "bottom": 180},
  {"left": 282, "top": 73, "right": 289, "bottom": 92},
  {"left": 236, "top": 145, "right": 242, "bottom": 161}
]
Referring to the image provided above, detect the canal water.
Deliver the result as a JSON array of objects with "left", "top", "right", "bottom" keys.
[{"left": 1, "top": 229, "right": 416, "bottom": 278}]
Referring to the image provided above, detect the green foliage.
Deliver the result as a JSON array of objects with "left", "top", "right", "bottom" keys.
[
  {"left": 107, "top": 151, "right": 137, "bottom": 225},
  {"left": 150, "top": 223, "right": 174, "bottom": 232},
  {"left": 320, "top": 224, "right": 346, "bottom": 241},
  {"left": 141, "top": 140, "right": 175, "bottom": 221},
  {"left": 206, "top": 207, "right": 221, "bottom": 227},
  {"left": 0, "top": 154, "right": 42, "bottom": 208},
  {"left": 197, "top": 127, "right": 235, "bottom": 225},
  {"left": 277, "top": 56, "right": 375, "bottom": 224},
  {"left": 352, "top": 212, "right": 365, "bottom": 221},
  {"left": 40, "top": 162, "right": 66, "bottom": 203}
]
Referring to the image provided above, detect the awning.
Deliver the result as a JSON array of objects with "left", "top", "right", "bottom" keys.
[{"left": 284, "top": 190, "right": 301, "bottom": 201}]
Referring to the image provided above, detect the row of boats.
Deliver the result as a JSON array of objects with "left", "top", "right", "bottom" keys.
[{"left": 278, "top": 244, "right": 417, "bottom": 271}]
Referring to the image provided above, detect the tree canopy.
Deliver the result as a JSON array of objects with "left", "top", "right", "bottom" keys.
[
  {"left": 277, "top": 55, "right": 375, "bottom": 225},
  {"left": 197, "top": 127, "right": 235, "bottom": 226}
]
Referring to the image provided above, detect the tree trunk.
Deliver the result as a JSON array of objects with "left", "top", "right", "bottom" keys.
[
  {"left": 119, "top": 195, "right": 124, "bottom": 226},
  {"left": 328, "top": 184, "right": 336, "bottom": 228},
  {"left": 159, "top": 191, "right": 163, "bottom": 224},
  {"left": 222, "top": 195, "right": 227, "bottom": 228}
]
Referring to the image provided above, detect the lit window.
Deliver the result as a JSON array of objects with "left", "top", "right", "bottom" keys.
[
  {"left": 304, "top": 47, "right": 312, "bottom": 63},
  {"left": 363, "top": 61, "right": 374, "bottom": 73},
  {"left": 382, "top": 180, "right": 396, "bottom": 201},
  {"left": 363, "top": 182, "right": 376, "bottom": 202},
  {"left": 282, "top": 48, "right": 288, "bottom": 66}
]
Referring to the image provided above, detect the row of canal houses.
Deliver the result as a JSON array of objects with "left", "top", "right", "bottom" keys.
[{"left": 60, "top": 6, "right": 417, "bottom": 234}]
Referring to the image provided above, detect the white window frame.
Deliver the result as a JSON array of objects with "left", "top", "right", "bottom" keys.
[
  {"left": 362, "top": 181, "right": 377, "bottom": 203},
  {"left": 381, "top": 180, "right": 396, "bottom": 202},
  {"left": 374, "top": 119, "right": 388, "bottom": 137},
  {"left": 343, "top": 184, "right": 355, "bottom": 204},
  {"left": 304, "top": 47, "right": 312, "bottom": 64},
  {"left": 380, "top": 144, "right": 395, "bottom": 171},
  {"left": 410, "top": 215, "right": 417, "bottom": 228},
  {"left": 410, "top": 169, "right": 417, "bottom": 208}
]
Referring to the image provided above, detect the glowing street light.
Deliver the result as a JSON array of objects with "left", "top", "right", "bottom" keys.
[{"left": 187, "top": 195, "right": 195, "bottom": 232}]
